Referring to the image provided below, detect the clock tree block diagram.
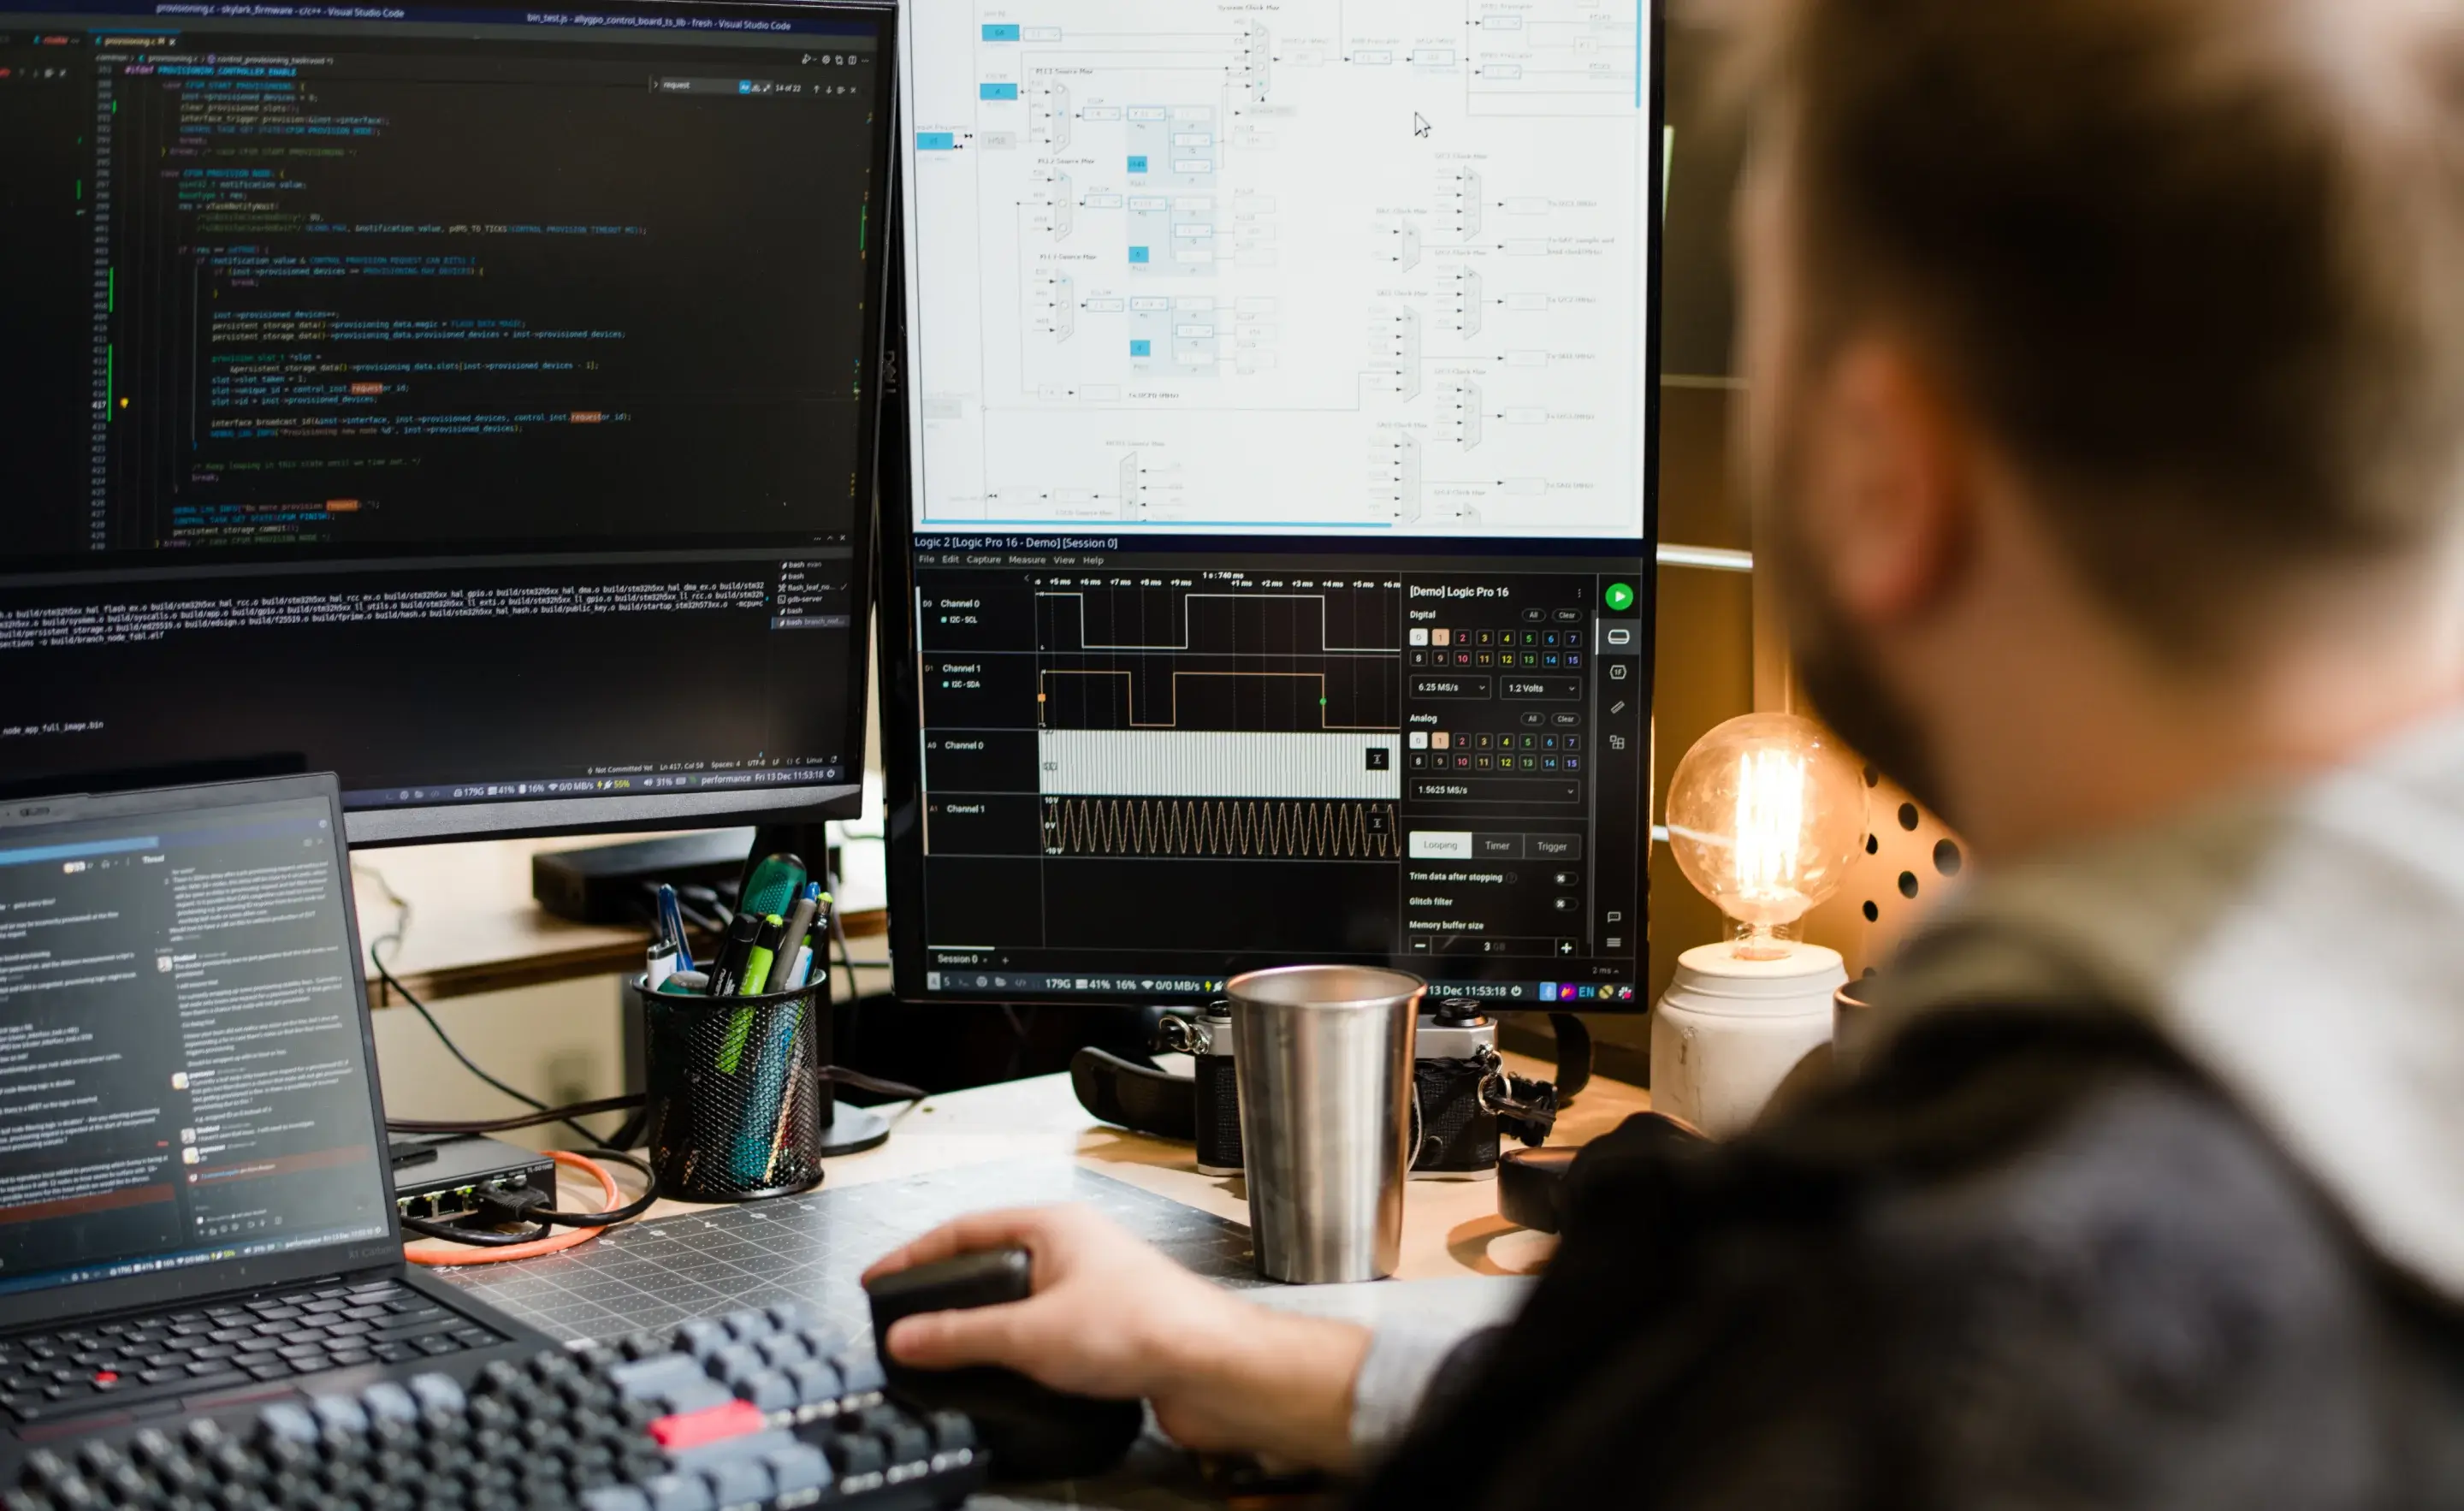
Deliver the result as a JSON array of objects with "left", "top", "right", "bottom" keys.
[{"left": 903, "top": 0, "right": 1653, "bottom": 540}]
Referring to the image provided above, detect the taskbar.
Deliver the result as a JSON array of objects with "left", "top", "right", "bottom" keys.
[
  {"left": 346, "top": 764, "right": 847, "bottom": 809},
  {"left": 922, "top": 968, "right": 1643, "bottom": 1006},
  {"left": 0, "top": 1222, "right": 391, "bottom": 1298}
]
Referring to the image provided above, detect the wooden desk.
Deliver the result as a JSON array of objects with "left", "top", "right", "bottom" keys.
[
  {"left": 473, "top": 1052, "right": 1649, "bottom": 1283},
  {"left": 351, "top": 835, "right": 888, "bottom": 1006},
  {"left": 358, "top": 833, "right": 1645, "bottom": 1277},
  {"left": 409, "top": 1040, "right": 1643, "bottom": 1508}
]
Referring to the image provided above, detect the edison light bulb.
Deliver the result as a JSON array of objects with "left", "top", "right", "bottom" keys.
[{"left": 1664, "top": 712, "right": 1866, "bottom": 960}]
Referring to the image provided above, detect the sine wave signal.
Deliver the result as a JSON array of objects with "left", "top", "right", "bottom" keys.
[{"left": 1042, "top": 797, "right": 1399, "bottom": 859}]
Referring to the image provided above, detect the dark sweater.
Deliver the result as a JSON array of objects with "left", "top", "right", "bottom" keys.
[{"left": 1357, "top": 1009, "right": 2464, "bottom": 1509}]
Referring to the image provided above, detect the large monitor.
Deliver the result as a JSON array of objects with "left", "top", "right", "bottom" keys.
[
  {"left": 882, "top": 0, "right": 1663, "bottom": 1010},
  {"left": 0, "top": 0, "right": 897, "bottom": 843}
]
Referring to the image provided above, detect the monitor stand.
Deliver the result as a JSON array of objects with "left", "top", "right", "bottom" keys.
[{"left": 814, "top": 1019, "right": 895, "bottom": 1156}]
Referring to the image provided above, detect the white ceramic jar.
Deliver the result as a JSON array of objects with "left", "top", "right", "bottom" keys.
[{"left": 1650, "top": 943, "right": 1845, "bottom": 1140}]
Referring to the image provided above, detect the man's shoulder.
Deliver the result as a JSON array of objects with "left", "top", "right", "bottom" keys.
[
  {"left": 1760, "top": 1005, "right": 2390, "bottom": 1309},
  {"left": 1363, "top": 1007, "right": 2464, "bottom": 1509},
  {"left": 1771, "top": 1008, "right": 2464, "bottom": 1502}
]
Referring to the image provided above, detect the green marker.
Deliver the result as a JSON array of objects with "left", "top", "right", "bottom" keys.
[{"left": 715, "top": 913, "right": 785, "bottom": 1072}]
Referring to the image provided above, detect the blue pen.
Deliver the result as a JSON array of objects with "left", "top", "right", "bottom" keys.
[
  {"left": 657, "top": 884, "right": 695, "bottom": 974},
  {"left": 658, "top": 885, "right": 686, "bottom": 970}
]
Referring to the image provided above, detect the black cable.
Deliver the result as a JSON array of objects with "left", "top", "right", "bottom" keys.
[
  {"left": 824, "top": 1067, "right": 927, "bottom": 1102},
  {"left": 675, "top": 886, "right": 731, "bottom": 933},
  {"left": 1000, "top": 1004, "right": 1042, "bottom": 1081},
  {"left": 370, "top": 945, "right": 607, "bottom": 1148},
  {"left": 834, "top": 939, "right": 859, "bottom": 1002},
  {"left": 826, "top": 871, "right": 861, "bottom": 1004},
  {"left": 387, "top": 1094, "right": 644, "bottom": 1136},
  {"left": 998, "top": 1005, "right": 1029, "bottom": 1081},
  {"left": 356, "top": 864, "right": 613, "bottom": 1148},
  {"left": 604, "top": 1109, "right": 649, "bottom": 1153}
]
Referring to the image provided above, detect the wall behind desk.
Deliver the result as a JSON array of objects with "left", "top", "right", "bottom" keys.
[{"left": 1549, "top": 13, "right": 1964, "bottom": 1078}]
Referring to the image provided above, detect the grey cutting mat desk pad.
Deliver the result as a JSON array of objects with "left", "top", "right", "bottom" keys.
[{"left": 432, "top": 1160, "right": 1265, "bottom": 1347}]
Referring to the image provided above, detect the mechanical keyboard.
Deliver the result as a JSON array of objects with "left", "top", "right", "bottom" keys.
[{"left": 4, "top": 1304, "right": 984, "bottom": 1511}]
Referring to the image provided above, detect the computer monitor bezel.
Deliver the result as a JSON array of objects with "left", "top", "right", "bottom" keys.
[
  {"left": 0, "top": 773, "right": 406, "bottom": 1331},
  {"left": 0, "top": 0, "right": 903, "bottom": 849},
  {"left": 876, "top": 1, "right": 1668, "bottom": 1007}
]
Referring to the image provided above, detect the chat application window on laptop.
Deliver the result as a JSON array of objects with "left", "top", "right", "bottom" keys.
[{"left": 0, "top": 799, "right": 389, "bottom": 1295}]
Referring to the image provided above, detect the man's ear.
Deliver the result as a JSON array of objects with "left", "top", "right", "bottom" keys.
[{"left": 1799, "top": 338, "right": 1972, "bottom": 629}]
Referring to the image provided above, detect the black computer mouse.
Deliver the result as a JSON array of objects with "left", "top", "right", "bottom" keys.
[
  {"left": 864, "top": 1247, "right": 1144, "bottom": 1482},
  {"left": 1498, "top": 1143, "right": 1580, "bottom": 1233}
]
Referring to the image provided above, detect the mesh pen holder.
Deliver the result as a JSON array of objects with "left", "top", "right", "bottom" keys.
[{"left": 632, "top": 975, "right": 828, "bottom": 1202}]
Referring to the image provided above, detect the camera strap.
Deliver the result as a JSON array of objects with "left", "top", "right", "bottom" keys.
[
  {"left": 1083, "top": 1004, "right": 1596, "bottom": 1147},
  {"left": 1476, "top": 1049, "right": 1560, "bottom": 1147},
  {"left": 1478, "top": 1013, "right": 1594, "bottom": 1146}
]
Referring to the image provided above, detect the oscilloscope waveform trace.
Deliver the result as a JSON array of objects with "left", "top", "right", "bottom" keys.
[
  {"left": 1035, "top": 590, "right": 1401, "bottom": 655},
  {"left": 1043, "top": 797, "right": 1399, "bottom": 859},
  {"left": 1033, "top": 585, "right": 1403, "bottom": 732}
]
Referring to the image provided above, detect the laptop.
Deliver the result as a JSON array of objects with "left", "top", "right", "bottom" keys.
[{"left": 0, "top": 775, "right": 554, "bottom": 1473}]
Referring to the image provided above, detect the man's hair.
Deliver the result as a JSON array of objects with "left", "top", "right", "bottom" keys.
[{"left": 1739, "top": 0, "right": 2464, "bottom": 650}]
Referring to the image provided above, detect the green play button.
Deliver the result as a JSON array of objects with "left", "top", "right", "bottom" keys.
[{"left": 1603, "top": 581, "right": 1636, "bottom": 612}]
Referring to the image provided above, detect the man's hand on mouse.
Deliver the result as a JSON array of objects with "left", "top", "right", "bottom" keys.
[
  {"left": 864, "top": 1204, "right": 1370, "bottom": 1471},
  {"left": 863, "top": 1205, "right": 1225, "bottom": 1401}
]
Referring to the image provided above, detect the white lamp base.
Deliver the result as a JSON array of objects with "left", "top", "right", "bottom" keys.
[{"left": 1651, "top": 942, "right": 1846, "bottom": 1140}]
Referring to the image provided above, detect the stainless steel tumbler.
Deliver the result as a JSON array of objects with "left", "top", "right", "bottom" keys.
[{"left": 1227, "top": 964, "right": 1424, "bottom": 1283}]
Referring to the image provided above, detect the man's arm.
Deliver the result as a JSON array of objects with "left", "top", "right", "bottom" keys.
[
  {"left": 862, "top": 1206, "right": 1374, "bottom": 1472},
  {"left": 865, "top": 1017, "right": 2384, "bottom": 1508},
  {"left": 862, "top": 1114, "right": 1710, "bottom": 1471},
  {"left": 1353, "top": 1014, "right": 2405, "bottom": 1510}
]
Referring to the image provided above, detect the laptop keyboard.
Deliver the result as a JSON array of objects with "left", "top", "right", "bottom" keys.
[{"left": 0, "top": 1279, "right": 500, "bottom": 1424}]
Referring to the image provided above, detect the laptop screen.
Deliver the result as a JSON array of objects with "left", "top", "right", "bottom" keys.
[{"left": 0, "top": 788, "right": 390, "bottom": 1297}]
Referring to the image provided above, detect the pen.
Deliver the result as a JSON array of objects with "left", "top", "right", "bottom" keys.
[
  {"left": 785, "top": 945, "right": 814, "bottom": 991},
  {"left": 767, "top": 884, "right": 821, "bottom": 993},
  {"left": 657, "top": 884, "right": 694, "bottom": 974},
  {"left": 646, "top": 935, "right": 679, "bottom": 991}
]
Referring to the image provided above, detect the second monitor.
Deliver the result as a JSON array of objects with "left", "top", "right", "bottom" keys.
[{"left": 886, "top": 539, "right": 1653, "bottom": 1006}]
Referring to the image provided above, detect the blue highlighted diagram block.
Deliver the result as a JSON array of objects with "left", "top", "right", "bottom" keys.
[
  {"left": 1128, "top": 154, "right": 1149, "bottom": 173},
  {"left": 980, "top": 82, "right": 1019, "bottom": 101},
  {"left": 1128, "top": 246, "right": 1150, "bottom": 264},
  {"left": 981, "top": 24, "right": 1021, "bottom": 40},
  {"left": 1130, "top": 340, "right": 1152, "bottom": 357},
  {"left": 915, "top": 132, "right": 957, "bottom": 151}
]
